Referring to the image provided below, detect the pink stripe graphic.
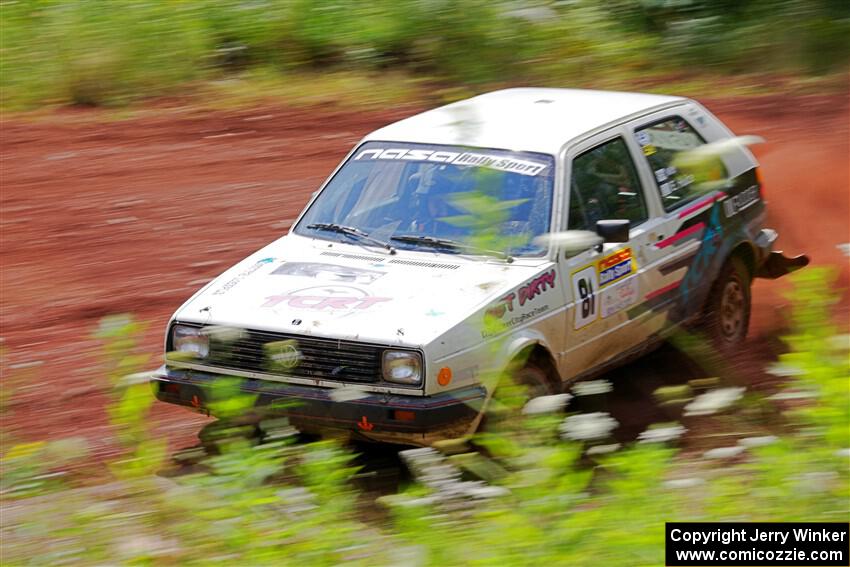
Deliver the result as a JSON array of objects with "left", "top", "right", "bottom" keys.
[
  {"left": 656, "top": 222, "right": 705, "bottom": 249},
  {"left": 645, "top": 279, "right": 682, "bottom": 301},
  {"left": 677, "top": 191, "right": 727, "bottom": 219}
]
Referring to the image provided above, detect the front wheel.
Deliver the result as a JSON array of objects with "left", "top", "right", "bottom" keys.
[
  {"left": 700, "top": 256, "right": 752, "bottom": 352},
  {"left": 513, "top": 362, "right": 555, "bottom": 399},
  {"left": 470, "top": 360, "right": 556, "bottom": 437}
]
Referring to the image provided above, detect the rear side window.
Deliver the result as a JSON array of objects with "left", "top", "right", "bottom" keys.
[
  {"left": 568, "top": 137, "right": 648, "bottom": 231},
  {"left": 634, "top": 116, "right": 727, "bottom": 211}
]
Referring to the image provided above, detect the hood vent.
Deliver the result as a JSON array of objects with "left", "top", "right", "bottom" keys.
[
  {"left": 319, "top": 250, "right": 460, "bottom": 270},
  {"left": 320, "top": 251, "right": 384, "bottom": 262},
  {"left": 388, "top": 258, "right": 460, "bottom": 270}
]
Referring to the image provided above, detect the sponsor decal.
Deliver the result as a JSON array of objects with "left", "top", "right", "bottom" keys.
[
  {"left": 212, "top": 257, "right": 275, "bottom": 295},
  {"left": 679, "top": 204, "right": 724, "bottom": 307},
  {"left": 598, "top": 249, "right": 634, "bottom": 287},
  {"left": 659, "top": 250, "right": 699, "bottom": 276},
  {"left": 647, "top": 128, "right": 701, "bottom": 151},
  {"left": 723, "top": 185, "right": 760, "bottom": 217},
  {"left": 485, "top": 269, "right": 556, "bottom": 319},
  {"left": 262, "top": 285, "right": 391, "bottom": 311},
  {"left": 627, "top": 278, "right": 684, "bottom": 320},
  {"left": 656, "top": 222, "right": 705, "bottom": 249},
  {"left": 600, "top": 275, "right": 639, "bottom": 319},
  {"left": 519, "top": 269, "right": 557, "bottom": 306},
  {"left": 481, "top": 305, "right": 550, "bottom": 339},
  {"left": 571, "top": 248, "right": 637, "bottom": 329},
  {"left": 354, "top": 147, "right": 549, "bottom": 177},
  {"left": 677, "top": 191, "right": 727, "bottom": 219},
  {"left": 658, "top": 172, "right": 696, "bottom": 197},
  {"left": 646, "top": 279, "right": 682, "bottom": 302},
  {"left": 272, "top": 261, "right": 384, "bottom": 284},
  {"left": 264, "top": 339, "right": 301, "bottom": 371}
]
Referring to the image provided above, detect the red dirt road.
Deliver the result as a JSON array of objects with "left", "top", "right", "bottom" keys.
[{"left": 1, "top": 96, "right": 848, "bottom": 459}]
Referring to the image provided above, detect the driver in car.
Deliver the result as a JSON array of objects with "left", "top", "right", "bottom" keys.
[{"left": 409, "top": 166, "right": 467, "bottom": 236}]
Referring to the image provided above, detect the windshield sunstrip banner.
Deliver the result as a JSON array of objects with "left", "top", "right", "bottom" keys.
[{"left": 354, "top": 147, "right": 549, "bottom": 176}]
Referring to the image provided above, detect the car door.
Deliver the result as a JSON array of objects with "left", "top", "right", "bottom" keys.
[
  {"left": 557, "top": 128, "right": 663, "bottom": 380},
  {"left": 622, "top": 106, "right": 741, "bottom": 335}
]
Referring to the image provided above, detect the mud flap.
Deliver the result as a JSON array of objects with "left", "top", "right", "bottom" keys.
[{"left": 756, "top": 251, "right": 810, "bottom": 279}]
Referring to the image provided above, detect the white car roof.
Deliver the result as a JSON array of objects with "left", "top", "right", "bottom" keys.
[{"left": 364, "top": 88, "right": 688, "bottom": 155}]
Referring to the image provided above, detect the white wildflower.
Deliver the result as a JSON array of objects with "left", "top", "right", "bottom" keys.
[
  {"left": 120, "top": 370, "right": 157, "bottom": 386},
  {"left": 796, "top": 471, "right": 838, "bottom": 493},
  {"left": 664, "top": 477, "right": 706, "bottom": 489},
  {"left": 571, "top": 379, "right": 613, "bottom": 397},
  {"left": 765, "top": 362, "right": 805, "bottom": 377},
  {"left": 202, "top": 325, "right": 246, "bottom": 343},
  {"left": 586, "top": 443, "right": 621, "bottom": 455},
  {"left": 534, "top": 230, "right": 603, "bottom": 255},
  {"left": 684, "top": 387, "right": 745, "bottom": 416},
  {"left": 522, "top": 393, "right": 572, "bottom": 415},
  {"left": 638, "top": 424, "right": 687, "bottom": 444},
  {"left": 559, "top": 412, "right": 618, "bottom": 442},
  {"left": 465, "top": 485, "right": 510, "bottom": 499},
  {"left": 738, "top": 435, "right": 778, "bottom": 448},
  {"left": 329, "top": 387, "right": 370, "bottom": 402},
  {"left": 703, "top": 446, "right": 746, "bottom": 460},
  {"left": 769, "top": 390, "right": 817, "bottom": 401}
]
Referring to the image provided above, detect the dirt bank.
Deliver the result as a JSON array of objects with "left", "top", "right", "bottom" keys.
[{"left": 1, "top": 95, "right": 847, "bottom": 459}]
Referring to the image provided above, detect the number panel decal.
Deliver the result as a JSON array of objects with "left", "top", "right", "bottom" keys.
[
  {"left": 572, "top": 266, "right": 598, "bottom": 329},
  {"left": 571, "top": 247, "right": 639, "bottom": 329}
]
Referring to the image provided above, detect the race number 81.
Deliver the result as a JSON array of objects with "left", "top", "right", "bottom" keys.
[{"left": 572, "top": 266, "right": 598, "bottom": 329}]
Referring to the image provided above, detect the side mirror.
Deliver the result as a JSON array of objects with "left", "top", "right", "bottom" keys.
[{"left": 596, "top": 219, "right": 630, "bottom": 243}]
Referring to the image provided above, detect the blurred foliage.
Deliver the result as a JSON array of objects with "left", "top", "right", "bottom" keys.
[
  {"left": 1, "top": 267, "right": 847, "bottom": 563},
  {"left": 1, "top": 0, "right": 848, "bottom": 108}
]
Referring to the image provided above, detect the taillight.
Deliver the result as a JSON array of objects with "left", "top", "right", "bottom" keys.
[{"left": 755, "top": 167, "right": 765, "bottom": 198}]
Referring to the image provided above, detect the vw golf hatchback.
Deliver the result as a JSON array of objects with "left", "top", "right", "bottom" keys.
[{"left": 153, "top": 88, "right": 806, "bottom": 445}]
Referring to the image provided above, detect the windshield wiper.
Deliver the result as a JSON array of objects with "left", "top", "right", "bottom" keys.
[
  {"left": 390, "top": 234, "right": 513, "bottom": 263},
  {"left": 307, "top": 223, "right": 396, "bottom": 254}
]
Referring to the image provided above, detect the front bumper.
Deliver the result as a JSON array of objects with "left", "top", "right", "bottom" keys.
[{"left": 152, "top": 366, "right": 486, "bottom": 438}]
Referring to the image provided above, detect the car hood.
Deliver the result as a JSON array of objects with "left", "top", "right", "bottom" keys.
[{"left": 175, "top": 235, "right": 548, "bottom": 347}]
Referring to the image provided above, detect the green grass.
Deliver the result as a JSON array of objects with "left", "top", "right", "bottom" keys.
[{"left": 2, "top": 0, "right": 848, "bottom": 112}]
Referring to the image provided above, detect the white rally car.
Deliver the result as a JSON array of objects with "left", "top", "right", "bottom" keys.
[{"left": 153, "top": 88, "right": 806, "bottom": 445}]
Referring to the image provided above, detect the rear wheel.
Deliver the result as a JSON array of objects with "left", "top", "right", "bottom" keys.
[{"left": 700, "top": 256, "right": 752, "bottom": 352}]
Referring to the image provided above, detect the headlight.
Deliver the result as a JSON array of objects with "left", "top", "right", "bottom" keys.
[
  {"left": 171, "top": 324, "right": 209, "bottom": 359},
  {"left": 382, "top": 351, "right": 422, "bottom": 385}
]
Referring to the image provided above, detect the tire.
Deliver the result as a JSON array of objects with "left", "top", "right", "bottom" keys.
[
  {"left": 513, "top": 362, "right": 555, "bottom": 399},
  {"left": 473, "top": 361, "right": 555, "bottom": 436},
  {"left": 700, "top": 256, "right": 752, "bottom": 352}
]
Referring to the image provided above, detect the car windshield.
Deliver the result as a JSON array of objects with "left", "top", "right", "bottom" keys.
[{"left": 294, "top": 142, "right": 555, "bottom": 257}]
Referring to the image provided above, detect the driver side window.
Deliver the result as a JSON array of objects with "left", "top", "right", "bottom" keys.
[{"left": 568, "top": 137, "right": 647, "bottom": 231}]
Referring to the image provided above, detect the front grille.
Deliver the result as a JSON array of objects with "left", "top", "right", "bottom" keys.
[{"left": 208, "top": 328, "right": 383, "bottom": 383}]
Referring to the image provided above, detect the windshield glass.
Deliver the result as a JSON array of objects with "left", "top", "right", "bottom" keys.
[{"left": 294, "top": 142, "right": 555, "bottom": 257}]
